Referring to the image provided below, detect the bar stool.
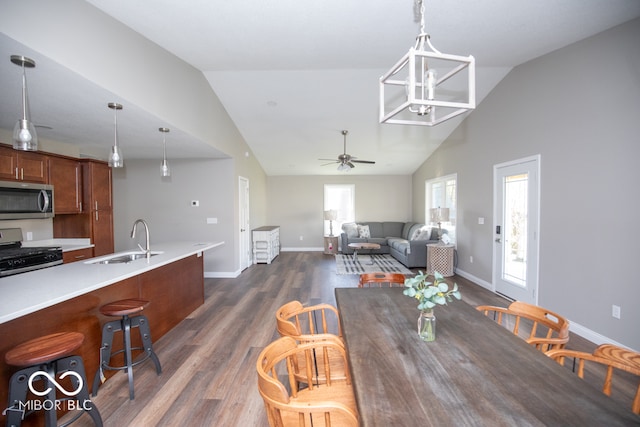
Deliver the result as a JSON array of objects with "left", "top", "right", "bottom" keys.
[
  {"left": 92, "top": 298, "right": 161, "bottom": 400},
  {"left": 4, "top": 332, "right": 102, "bottom": 427}
]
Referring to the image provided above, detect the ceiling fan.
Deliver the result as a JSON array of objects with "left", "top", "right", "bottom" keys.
[{"left": 319, "top": 130, "right": 375, "bottom": 171}]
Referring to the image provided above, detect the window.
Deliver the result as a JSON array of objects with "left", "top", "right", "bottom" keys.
[
  {"left": 425, "top": 174, "right": 457, "bottom": 242},
  {"left": 324, "top": 184, "right": 355, "bottom": 236}
]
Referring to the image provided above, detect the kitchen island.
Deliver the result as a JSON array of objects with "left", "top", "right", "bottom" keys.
[{"left": 0, "top": 241, "right": 223, "bottom": 425}]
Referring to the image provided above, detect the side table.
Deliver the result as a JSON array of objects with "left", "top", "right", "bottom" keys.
[
  {"left": 426, "top": 244, "right": 455, "bottom": 277},
  {"left": 324, "top": 236, "right": 339, "bottom": 255}
]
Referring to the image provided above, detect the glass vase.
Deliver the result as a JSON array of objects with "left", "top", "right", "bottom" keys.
[{"left": 418, "top": 309, "right": 436, "bottom": 341}]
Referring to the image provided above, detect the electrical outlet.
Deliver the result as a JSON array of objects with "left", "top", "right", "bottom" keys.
[
  {"left": 299, "top": 235, "right": 304, "bottom": 241},
  {"left": 612, "top": 305, "right": 621, "bottom": 319},
  {"left": 469, "top": 255, "right": 474, "bottom": 263}
]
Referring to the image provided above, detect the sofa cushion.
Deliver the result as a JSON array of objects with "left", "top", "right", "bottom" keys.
[
  {"left": 368, "top": 237, "right": 387, "bottom": 246},
  {"left": 388, "top": 238, "right": 410, "bottom": 255},
  {"left": 342, "top": 223, "right": 358, "bottom": 238},
  {"left": 415, "top": 228, "right": 433, "bottom": 240},
  {"left": 357, "top": 224, "right": 371, "bottom": 238},
  {"left": 362, "top": 222, "right": 384, "bottom": 238},
  {"left": 401, "top": 222, "right": 418, "bottom": 240},
  {"left": 381, "top": 222, "right": 404, "bottom": 239}
]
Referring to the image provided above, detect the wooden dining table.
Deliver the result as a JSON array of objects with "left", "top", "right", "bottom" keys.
[{"left": 335, "top": 287, "right": 639, "bottom": 426}]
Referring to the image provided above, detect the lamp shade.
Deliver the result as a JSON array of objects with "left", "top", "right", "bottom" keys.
[
  {"left": 324, "top": 210, "right": 338, "bottom": 221},
  {"left": 430, "top": 207, "right": 450, "bottom": 223}
]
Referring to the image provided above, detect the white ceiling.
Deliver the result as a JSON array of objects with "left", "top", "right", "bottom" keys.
[{"left": 2, "top": 0, "right": 640, "bottom": 175}]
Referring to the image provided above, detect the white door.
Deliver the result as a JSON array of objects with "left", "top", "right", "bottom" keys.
[
  {"left": 493, "top": 156, "right": 540, "bottom": 304},
  {"left": 239, "top": 177, "right": 251, "bottom": 271}
]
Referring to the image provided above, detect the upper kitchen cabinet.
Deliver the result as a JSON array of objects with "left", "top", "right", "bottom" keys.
[
  {"left": 48, "top": 156, "right": 82, "bottom": 214},
  {"left": 83, "top": 160, "right": 112, "bottom": 211},
  {"left": 0, "top": 145, "right": 49, "bottom": 183}
]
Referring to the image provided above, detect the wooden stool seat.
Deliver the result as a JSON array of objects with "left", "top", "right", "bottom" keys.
[
  {"left": 99, "top": 298, "right": 150, "bottom": 317},
  {"left": 4, "top": 332, "right": 102, "bottom": 426},
  {"left": 5, "top": 332, "right": 84, "bottom": 367},
  {"left": 93, "top": 298, "right": 161, "bottom": 400}
]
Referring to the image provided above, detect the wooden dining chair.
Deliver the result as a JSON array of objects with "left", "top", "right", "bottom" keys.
[
  {"left": 276, "top": 300, "right": 342, "bottom": 339},
  {"left": 256, "top": 336, "right": 359, "bottom": 427},
  {"left": 275, "top": 301, "right": 347, "bottom": 385},
  {"left": 358, "top": 272, "right": 405, "bottom": 288},
  {"left": 476, "top": 301, "right": 570, "bottom": 352},
  {"left": 546, "top": 344, "right": 640, "bottom": 414}
]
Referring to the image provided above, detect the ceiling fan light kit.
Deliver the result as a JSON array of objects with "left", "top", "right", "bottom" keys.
[
  {"left": 319, "top": 130, "right": 375, "bottom": 172},
  {"left": 379, "top": 0, "right": 475, "bottom": 126}
]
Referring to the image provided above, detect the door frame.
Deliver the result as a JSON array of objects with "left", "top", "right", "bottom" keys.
[
  {"left": 492, "top": 155, "right": 541, "bottom": 304},
  {"left": 239, "top": 176, "right": 251, "bottom": 271}
]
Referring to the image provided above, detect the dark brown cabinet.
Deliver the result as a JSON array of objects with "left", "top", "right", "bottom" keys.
[
  {"left": 48, "top": 156, "right": 82, "bottom": 214},
  {"left": 0, "top": 146, "right": 48, "bottom": 183},
  {"left": 54, "top": 159, "right": 114, "bottom": 258}
]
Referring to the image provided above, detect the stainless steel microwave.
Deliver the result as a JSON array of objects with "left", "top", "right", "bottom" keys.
[{"left": 0, "top": 180, "right": 54, "bottom": 220}]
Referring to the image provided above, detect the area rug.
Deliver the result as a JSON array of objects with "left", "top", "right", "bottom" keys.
[{"left": 335, "top": 254, "right": 413, "bottom": 275}]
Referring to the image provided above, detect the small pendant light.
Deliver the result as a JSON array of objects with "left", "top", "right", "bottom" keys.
[
  {"left": 107, "top": 102, "right": 124, "bottom": 168},
  {"left": 159, "top": 127, "right": 171, "bottom": 177},
  {"left": 10, "top": 55, "right": 38, "bottom": 151}
]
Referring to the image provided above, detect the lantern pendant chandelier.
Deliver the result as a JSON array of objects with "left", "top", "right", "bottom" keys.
[
  {"left": 10, "top": 55, "right": 38, "bottom": 151},
  {"left": 159, "top": 127, "right": 171, "bottom": 177},
  {"left": 379, "top": 0, "right": 475, "bottom": 126},
  {"left": 107, "top": 102, "right": 124, "bottom": 168}
]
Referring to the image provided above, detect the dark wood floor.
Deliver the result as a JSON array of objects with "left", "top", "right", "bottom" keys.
[{"left": 67, "top": 252, "right": 637, "bottom": 426}]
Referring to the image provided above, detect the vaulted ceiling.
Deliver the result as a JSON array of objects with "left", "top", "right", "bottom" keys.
[{"left": 1, "top": 1, "right": 639, "bottom": 175}]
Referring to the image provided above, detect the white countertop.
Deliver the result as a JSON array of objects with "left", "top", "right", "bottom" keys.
[
  {"left": 0, "top": 241, "right": 224, "bottom": 324},
  {"left": 22, "top": 238, "right": 94, "bottom": 252}
]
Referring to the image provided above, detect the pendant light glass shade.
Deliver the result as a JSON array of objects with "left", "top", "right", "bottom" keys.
[
  {"left": 10, "top": 55, "right": 38, "bottom": 151},
  {"left": 108, "top": 102, "right": 124, "bottom": 168},
  {"left": 159, "top": 127, "right": 171, "bottom": 177}
]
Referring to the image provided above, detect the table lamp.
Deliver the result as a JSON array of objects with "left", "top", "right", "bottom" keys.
[
  {"left": 324, "top": 209, "right": 338, "bottom": 236},
  {"left": 430, "top": 207, "right": 450, "bottom": 242}
]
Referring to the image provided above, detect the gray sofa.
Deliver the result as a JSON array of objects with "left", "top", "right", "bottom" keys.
[{"left": 340, "top": 221, "right": 440, "bottom": 268}]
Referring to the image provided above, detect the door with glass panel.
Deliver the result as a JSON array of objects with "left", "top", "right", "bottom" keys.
[{"left": 493, "top": 156, "right": 540, "bottom": 304}]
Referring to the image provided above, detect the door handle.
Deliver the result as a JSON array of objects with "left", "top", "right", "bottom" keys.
[{"left": 495, "top": 238, "right": 501, "bottom": 243}]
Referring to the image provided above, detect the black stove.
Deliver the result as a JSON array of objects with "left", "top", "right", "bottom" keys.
[{"left": 0, "top": 228, "right": 63, "bottom": 277}]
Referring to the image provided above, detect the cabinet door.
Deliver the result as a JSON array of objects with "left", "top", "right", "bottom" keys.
[
  {"left": 92, "top": 209, "right": 114, "bottom": 256},
  {"left": 83, "top": 161, "right": 112, "bottom": 211},
  {"left": 18, "top": 151, "right": 48, "bottom": 183},
  {"left": 49, "top": 157, "right": 82, "bottom": 214},
  {"left": 0, "top": 147, "right": 18, "bottom": 180}
]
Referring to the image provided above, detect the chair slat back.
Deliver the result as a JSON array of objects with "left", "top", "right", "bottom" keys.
[
  {"left": 547, "top": 345, "right": 640, "bottom": 415},
  {"left": 256, "top": 336, "right": 358, "bottom": 426},
  {"left": 476, "top": 301, "right": 570, "bottom": 351}
]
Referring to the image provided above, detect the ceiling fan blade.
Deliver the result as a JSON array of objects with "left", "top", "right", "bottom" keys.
[
  {"left": 318, "top": 158, "right": 338, "bottom": 161},
  {"left": 320, "top": 161, "right": 338, "bottom": 166},
  {"left": 352, "top": 160, "right": 375, "bottom": 164},
  {"left": 347, "top": 162, "right": 355, "bottom": 168}
]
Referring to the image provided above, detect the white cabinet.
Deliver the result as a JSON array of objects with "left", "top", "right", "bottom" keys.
[{"left": 252, "top": 226, "right": 280, "bottom": 264}]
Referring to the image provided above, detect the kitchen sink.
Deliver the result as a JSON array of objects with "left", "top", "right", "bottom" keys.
[{"left": 87, "top": 251, "right": 163, "bottom": 264}]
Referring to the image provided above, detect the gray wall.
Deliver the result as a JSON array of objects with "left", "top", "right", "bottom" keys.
[
  {"left": 112, "top": 158, "right": 235, "bottom": 274},
  {"left": 413, "top": 19, "right": 640, "bottom": 350},
  {"left": 267, "top": 175, "right": 412, "bottom": 249}
]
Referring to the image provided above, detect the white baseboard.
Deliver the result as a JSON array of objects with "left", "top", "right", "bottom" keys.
[
  {"left": 281, "top": 247, "right": 324, "bottom": 252},
  {"left": 454, "top": 269, "right": 635, "bottom": 350},
  {"left": 454, "top": 268, "right": 494, "bottom": 291},
  {"left": 205, "top": 270, "right": 241, "bottom": 278}
]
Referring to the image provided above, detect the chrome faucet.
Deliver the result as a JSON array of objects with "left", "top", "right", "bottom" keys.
[{"left": 130, "top": 219, "right": 151, "bottom": 259}]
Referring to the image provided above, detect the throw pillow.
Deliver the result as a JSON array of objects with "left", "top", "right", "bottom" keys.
[
  {"left": 342, "top": 223, "right": 358, "bottom": 238},
  {"left": 410, "top": 227, "right": 423, "bottom": 240},
  {"left": 357, "top": 224, "right": 371, "bottom": 238},
  {"left": 416, "top": 228, "right": 432, "bottom": 240}
]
